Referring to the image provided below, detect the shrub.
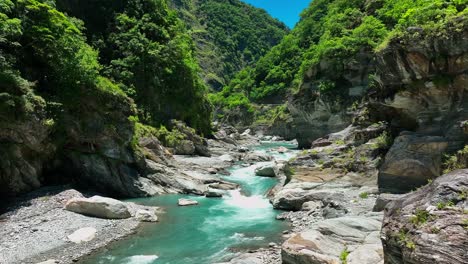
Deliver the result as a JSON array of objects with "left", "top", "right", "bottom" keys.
[{"left": 359, "top": 192, "right": 369, "bottom": 199}]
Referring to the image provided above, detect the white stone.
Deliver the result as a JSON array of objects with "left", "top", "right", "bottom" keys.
[
  {"left": 67, "top": 227, "right": 96, "bottom": 243},
  {"left": 135, "top": 209, "right": 158, "bottom": 222},
  {"left": 65, "top": 196, "right": 131, "bottom": 219},
  {"left": 178, "top": 198, "right": 198, "bottom": 206}
]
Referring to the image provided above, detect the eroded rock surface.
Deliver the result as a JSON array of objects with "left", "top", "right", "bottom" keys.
[{"left": 381, "top": 169, "right": 468, "bottom": 264}]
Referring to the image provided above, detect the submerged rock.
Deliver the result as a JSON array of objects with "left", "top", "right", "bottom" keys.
[
  {"left": 65, "top": 196, "right": 131, "bottom": 219},
  {"left": 67, "top": 227, "right": 97, "bottom": 244},
  {"left": 205, "top": 190, "right": 223, "bottom": 198},
  {"left": 381, "top": 169, "right": 468, "bottom": 264},
  {"left": 178, "top": 198, "right": 199, "bottom": 206}
]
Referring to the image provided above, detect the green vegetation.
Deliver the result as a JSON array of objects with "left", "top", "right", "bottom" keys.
[
  {"left": 340, "top": 247, "right": 350, "bottom": 264},
  {"left": 398, "top": 229, "right": 416, "bottom": 250},
  {"left": 436, "top": 201, "right": 455, "bottom": 210},
  {"left": 212, "top": 0, "right": 468, "bottom": 123},
  {"left": 443, "top": 145, "right": 468, "bottom": 174},
  {"left": 410, "top": 209, "right": 430, "bottom": 226},
  {"left": 57, "top": 0, "right": 212, "bottom": 135},
  {"left": 170, "top": 0, "right": 288, "bottom": 90},
  {"left": 373, "top": 131, "right": 393, "bottom": 150},
  {"left": 359, "top": 192, "right": 369, "bottom": 199}
]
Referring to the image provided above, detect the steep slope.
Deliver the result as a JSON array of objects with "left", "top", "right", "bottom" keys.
[
  {"left": 56, "top": 0, "right": 212, "bottom": 135},
  {"left": 0, "top": 0, "right": 212, "bottom": 197},
  {"left": 169, "top": 0, "right": 289, "bottom": 90}
]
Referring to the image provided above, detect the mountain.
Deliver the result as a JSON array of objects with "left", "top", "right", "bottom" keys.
[
  {"left": 169, "top": 0, "right": 289, "bottom": 90},
  {"left": 213, "top": 0, "right": 468, "bottom": 144}
]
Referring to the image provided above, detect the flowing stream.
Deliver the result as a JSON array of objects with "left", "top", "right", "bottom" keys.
[{"left": 83, "top": 142, "right": 297, "bottom": 264}]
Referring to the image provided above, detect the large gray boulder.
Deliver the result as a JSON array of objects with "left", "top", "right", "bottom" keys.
[
  {"left": 255, "top": 164, "right": 278, "bottom": 177},
  {"left": 378, "top": 134, "right": 448, "bottom": 193},
  {"left": 65, "top": 196, "right": 131, "bottom": 219},
  {"left": 381, "top": 169, "right": 468, "bottom": 264}
]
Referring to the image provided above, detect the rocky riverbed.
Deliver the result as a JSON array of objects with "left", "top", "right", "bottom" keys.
[
  {"left": 0, "top": 129, "right": 292, "bottom": 264},
  {"left": 1, "top": 124, "right": 466, "bottom": 264}
]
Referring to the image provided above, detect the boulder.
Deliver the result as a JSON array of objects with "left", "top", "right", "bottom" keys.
[
  {"left": 65, "top": 196, "right": 131, "bottom": 219},
  {"left": 67, "top": 227, "right": 97, "bottom": 243},
  {"left": 272, "top": 184, "right": 343, "bottom": 211},
  {"left": 209, "top": 182, "right": 238, "bottom": 190},
  {"left": 381, "top": 169, "right": 468, "bottom": 264},
  {"left": 174, "top": 140, "right": 196, "bottom": 155},
  {"left": 135, "top": 209, "right": 158, "bottom": 222},
  {"left": 378, "top": 134, "right": 448, "bottom": 193},
  {"left": 244, "top": 153, "right": 272, "bottom": 162},
  {"left": 255, "top": 164, "right": 278, "bottom": 177},
  {"left": 205, "top": 190, "right": 223, "bottom": 198},
  {"left": 301, "top": 201, "right": 323, "bottom": 211},
  {"left": 178, "top": 198, "right": 198, "bottom": 206},
  {"left": 373, "top": 193, "right": 405, "bottom": 212}
]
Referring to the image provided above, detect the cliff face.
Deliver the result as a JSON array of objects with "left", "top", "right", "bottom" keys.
[
  {"left": 0, "top": 0, "right": 208, "bottom": 198},
  {"left": 375, "top": 19, "right": 468, "bottom": 192}
]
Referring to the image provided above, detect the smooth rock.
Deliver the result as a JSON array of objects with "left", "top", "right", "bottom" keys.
[
  {"left": 135, "top": 209, "right": 158, "bottom": 222},
  {"left": 178, "top": 198, "right": 198, "bottom": 206},
  {"left": 208, "top": 182, "right": 238, "bottom": 190},
  {"left": 282, "top": 216, "right": 383, "bottom": 264},
  {"left": 378, "top": 135, "right": 448, "bottom": 193},
  {"left": 67, "top": 227, "right": 97, "bottom": 243},
  {"left": 255, "top": 164, "right": 278, "bottom": 177},
  {"left": 65, "top": 196, "right": 131, "bottom": 219}
]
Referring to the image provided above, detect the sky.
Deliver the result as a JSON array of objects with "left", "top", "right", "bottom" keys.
[{"left": 241, "top": 0, "right": 311, "bottom": 28}]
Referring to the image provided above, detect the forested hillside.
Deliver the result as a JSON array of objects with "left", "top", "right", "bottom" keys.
[
  {"left": 169, "top": 0, "right": 289, "bottom": 90},
  {"left": 212, "top": 0, "right": 468, "bottom": 128},
  {"left": 56, "top": 0, "right": 211, "bottom": 134}
]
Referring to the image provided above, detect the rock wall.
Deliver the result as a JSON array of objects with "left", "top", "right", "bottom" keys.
[{"left": 376, "top": 21, "right": 468, "bottom": 192}]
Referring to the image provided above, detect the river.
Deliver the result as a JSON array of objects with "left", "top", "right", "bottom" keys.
[{"left": 83, "top": 141, "right": 297, "bottom": 264}]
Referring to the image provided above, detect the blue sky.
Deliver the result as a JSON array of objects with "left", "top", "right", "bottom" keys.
[{"left": 241, "top": 0, "right": 311, "bottom": 28}]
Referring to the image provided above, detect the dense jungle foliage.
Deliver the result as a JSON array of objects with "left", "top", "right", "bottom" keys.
[{"left": 211, "top": 0, "right": 468, "bottom": 120}]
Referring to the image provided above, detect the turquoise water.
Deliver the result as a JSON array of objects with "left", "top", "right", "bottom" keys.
[{"left": 83, "top": 142, "right": 296, "bottom": 264}]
